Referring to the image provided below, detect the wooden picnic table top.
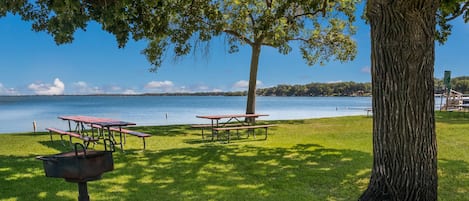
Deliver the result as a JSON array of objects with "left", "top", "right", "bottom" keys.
[
  {"left": 196, "top": 113, "right": 269, "bottom": 120},
  {"left": 58, "top": 115, "right": 136, "bottom": 127}
]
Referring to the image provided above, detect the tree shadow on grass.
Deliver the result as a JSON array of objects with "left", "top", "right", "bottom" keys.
[
  {"left": 0, "top": 143, "right": 373, "bottom": 201},
  {"left": 1, "top": 143, "right": 376, "bottom": 201},
  {"left": 103, "top": 144, "right": 373, "bottom": 201},
  {"left": 39, "top": 140, "right": 74, "bottom": 152},
  {"left": 130, "top": 125, "right": 191, "bottom": 137},
  {"left": 4, "top": 144, "right": 469, "bottom": 200},
  {"left": 0, "top": 154, "right": 79, "bottom": 201},
  {"left": 183, "top": 128, "right": 277, "bottom": 145},
  {"left": 265, "top": 119, "right": 307, "bottom": 125}
]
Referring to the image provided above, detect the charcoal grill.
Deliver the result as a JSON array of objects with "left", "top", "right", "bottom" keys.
[{"left": 37, "top": 142, "right": 114, "bottom": 201}]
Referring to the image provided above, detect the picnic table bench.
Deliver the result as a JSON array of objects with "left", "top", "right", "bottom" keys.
[
  {"left": 108, "top": 127, "right": 151, "bottom": 150},
  {"left": 195, "top": 114, "right": 274, "bottom": 143},
  {"left": 91, "top": 125, "right": 151, "bottom": 150},
  {"left": 191, "top": 123, "right": 243, "bottom": 140},
  {"left": 212, "top": 124, "right": 276, "bottom": 142},
  {"left": 46, "top": 127, "right": 99, "bottom": 148}
]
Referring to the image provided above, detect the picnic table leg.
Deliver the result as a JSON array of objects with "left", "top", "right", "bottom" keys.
[
  {"left": 80, "top": 122, "right": 86, "bottom": 135},
  {"left": 68, "top": 135, "right": 74, "bottom": 146},
  {"left": 74, "top": 122, "right": 80, "bottom": 133},
  {"left": 106, "top": 127, "right": 116, "bottom": 149},
  {"left": 90, "top": 124, "right": 96, "bottom": 139},
  {"left": 98, "top": 127, "right": 104, "bottom": 139},
  {"left": 211, "top": 119, "right": 217, "bottom": 141},
  {"left": 118, "top": 127, "right": 124, "bottom": 150},
  {"left": 67, "top": 120, "right": 72, "bottom": 132}
]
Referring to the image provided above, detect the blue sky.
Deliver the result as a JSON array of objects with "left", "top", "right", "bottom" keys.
[{"left": 0, "top": 9, "right": 468, "bottom": 95}]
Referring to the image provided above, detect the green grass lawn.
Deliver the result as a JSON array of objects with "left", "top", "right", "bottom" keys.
[{"left": 0, "top": 112, "right": 468, "bottom": 201}]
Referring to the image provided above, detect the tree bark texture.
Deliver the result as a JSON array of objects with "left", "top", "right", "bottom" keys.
[
  {"left": 246, "top": 44, "right": 261, "bottom": 115},
  {"left": 359, "top": 1, "right": 438, "bottom": 200}
]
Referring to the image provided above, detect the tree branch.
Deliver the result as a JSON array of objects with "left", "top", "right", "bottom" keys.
[
  {"left": 288, "top": 37, "right": 310, "bottom": 43},
  {"left": 445, "top": 1, "right": 469, "bottom": 21},
  {"left": 293, "top": 0, "right": 329, "bottom": 19},
  {"left": 249, "top": 12, "right": 256, "bottom": 26},
  {"left": 261, "top": 42, "right": 278, "bottom": 47},
  {"left": 265, "top": 0, "right": 272, "bottom": 8},
  {"left": 223, "top": 29, "right": 254, "bottom": 45}
]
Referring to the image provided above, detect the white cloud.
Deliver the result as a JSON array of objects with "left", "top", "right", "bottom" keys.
[
  {"left": 233, "top": 80, "right": 263, "bottom": 90},
  {"left": 112, "top": 86, "right": 122, "bottom": 91},
  {"left": 361, "top": 66, "right": 371, "bottom": 73},
  {"left": 71, "top": 81, "right": 141, "bottom": 95},
  {"left": 0, "top": 83, "right": 19, "bottom": 95},
  {"left": 74, "top": 81, "right": 87, "bottom": 88},
  {"left": 143, "top": 80, "right": 177, "bottom": 93},
  {"left": 72, "top": 81, "right": 103, "bottom": 94},
  {"left": 233, "top": 80, "right": 249, "bottom": 88},
  {"left": 123, "top": 89, "right": 137, "bottom": 95},
  {"left": 28, "top": 78, "right": 65, "bottom": 95},
  {"left": 327, "top": 80, "right": 343, "bottom": 84},
  {"left": 145, "top": 81, "right": 174, "bottom": 89}
]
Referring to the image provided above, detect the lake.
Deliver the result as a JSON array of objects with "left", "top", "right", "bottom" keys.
[{"left": 0, "top": 96, "right": 372, "bottom": 133}]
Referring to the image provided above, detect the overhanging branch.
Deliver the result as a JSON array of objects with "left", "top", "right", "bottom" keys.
[
  {"left": 223, "top": 29, "right": 254, "bottom": 45},
  {"left": 293, "top": 0, "right": 328, "bottom": 19},
  {"left": 444, "top": 1, "right": 469, "bottom": 21}
]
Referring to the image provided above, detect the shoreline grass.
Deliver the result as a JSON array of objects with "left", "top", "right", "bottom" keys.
[{"left": 0, "top": 112, "right": 468, "bottom": 200}]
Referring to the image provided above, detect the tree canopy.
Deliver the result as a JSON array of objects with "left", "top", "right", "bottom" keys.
[
  {"left": 2, "top": 0, "right": 358, "bottom": 70},
  {"left": 437, "top": 0, "right": 469, "bottom": 43},
  {"left": 1, "top": 0, "right": 360, "bottom": 115}
]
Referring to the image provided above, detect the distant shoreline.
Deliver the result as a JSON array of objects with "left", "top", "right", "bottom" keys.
[
  {"left": 0, "top": 93, "right": 372, "bottom": 97},
  {"left": 0, "top": 93, "right": 371, "bottom": 97}
]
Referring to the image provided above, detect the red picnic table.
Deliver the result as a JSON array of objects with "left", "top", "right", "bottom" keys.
[
  {"left": 195, "top": 114, "right": 271, "bottom": 142},
  {"left": 58, "top": 115, "right": 136, "bottom": 150}
]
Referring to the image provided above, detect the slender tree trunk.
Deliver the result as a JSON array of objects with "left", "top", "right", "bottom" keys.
[
  {"left": 359, "top": 1, "right": 438, "bottom": 200},
  {"left": 246, "top": 44, "right": 261, "bottom": 115}
]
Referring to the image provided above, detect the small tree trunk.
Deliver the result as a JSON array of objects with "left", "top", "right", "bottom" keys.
[
  {"left": 359, "top": 1, "right": 438, "bottom": 200},
  {"left": 246, "top": 44, "right": 261, "bottom": 116}
]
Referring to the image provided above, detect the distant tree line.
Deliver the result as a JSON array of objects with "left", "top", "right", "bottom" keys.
[
  {"left": 256, "top": 82, "right": 372, "bottom": 96},
  {"left": 74, "top": 78, "right": 468, "bottom": 97},
  {"left": 435, "top": 76, "right": 469, "bottom": 94},
  {"left": 137, "top": 81, "right": 372, "bottom": 97},
  {"left": 85, "top": 77, "right": 468, "bottom": 97}
]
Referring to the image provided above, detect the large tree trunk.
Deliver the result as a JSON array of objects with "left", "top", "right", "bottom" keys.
[
  {"left": 359, "top": 1, "right": 438, "bottom": 200},
  {"left": 246, "top": 44, "right": 261, "bottom": 115}
]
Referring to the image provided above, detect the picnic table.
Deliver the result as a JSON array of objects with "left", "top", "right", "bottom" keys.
[
  {"left": 46, "top": 115, "right": 151, "bottom": 150},
  {"left": 195, "top": 114, "right": 275, "bottom": 142}
]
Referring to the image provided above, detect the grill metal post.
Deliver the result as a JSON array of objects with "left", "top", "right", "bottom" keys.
[{"left": 78, "top": 182, "right": 90, "bottom": 201}]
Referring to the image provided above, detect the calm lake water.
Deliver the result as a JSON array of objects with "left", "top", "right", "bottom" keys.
[{"left": 0, "top": 96, "right": 372, "bottom": 133}]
